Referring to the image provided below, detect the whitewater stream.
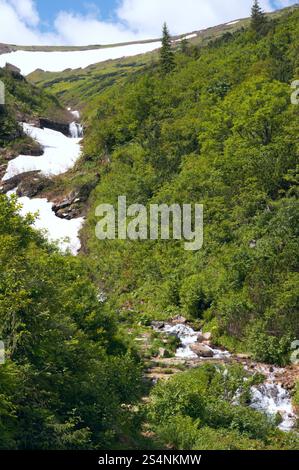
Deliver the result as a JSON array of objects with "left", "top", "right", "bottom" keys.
[
  {"left": 156, "top": 323, "right": 297, "bottom": 432},
  {"left": 2, "top": 116, "right": 84, "bottom": 255}
]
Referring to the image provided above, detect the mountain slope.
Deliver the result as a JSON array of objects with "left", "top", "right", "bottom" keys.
[
  {"left": 68, "top": 5, "right": 299, "bottom": 365},
  {"left": 0, "top": 4, "right": 299, "bottom": 451}
]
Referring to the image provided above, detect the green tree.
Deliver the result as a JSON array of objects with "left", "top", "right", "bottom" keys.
[
  {"left": 251, "top": 0, "right": 267, "bottom": 35},
  {"left": 160, "top": 22, "right": 175, "bottom": 74}
]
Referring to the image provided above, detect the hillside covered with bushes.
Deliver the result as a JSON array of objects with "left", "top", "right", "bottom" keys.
[
  {"left": 0, "top": 2, "right": 298, "bottom": 452},
  {"left": 74, "top": 7, "right": 299, "bottom": 365}
]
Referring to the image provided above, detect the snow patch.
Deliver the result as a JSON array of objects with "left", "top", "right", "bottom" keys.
[
  {"left": 3, "top": 124, "right": 82, "bottom": 181},
  {"left": 16, "top": 196, "right": 84, "bottom": 255},
  {"left": 227, "top": 20, "right": 240, "bottom": 25},
  {"left": 0, "top": 42, "right": 161, "bottom": 75}
]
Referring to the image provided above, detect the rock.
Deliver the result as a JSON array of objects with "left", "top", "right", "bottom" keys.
[
  {"left": 17, "top": 175, "right": 51, "bottom": 198},
  {"left": 236, "top": 354, "right": 251, "bottom": 360},
  {"left": 0, "top": 171, "right": 51, "bottom": 197},
  {"left": 39, "top": 118, "right": 70, "bottom": 137},
  {"left": 152, "top": 321, "right": 165, "bottom": 330},
  {"left": 196, "top": 333, "right": 205, "bottom": 342},
  {"left": 171, "top": 315, "right": 187, "bottom": 325},
  {"left": 202, "top": 332, "right": 212, "bottom": 341},
  {"left": 158, "top": 348, "right": 171, "bottom": 359},
  {"left": 190, "top": 343, "right": 214, "bottom": 358}
]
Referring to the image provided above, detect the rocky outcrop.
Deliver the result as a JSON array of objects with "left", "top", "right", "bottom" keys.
[
  {"left": 0, "top": 171, "right": 52, "bottom": 197},
  {"left": 52, "top": 179, "right": 99, "bottom": 219},
  {"left": 39, "top": 118, "right": 70, "bottom": 137}
]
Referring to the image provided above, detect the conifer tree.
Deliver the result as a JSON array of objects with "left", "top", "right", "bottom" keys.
[
  {"left": 251, "top": 0, "right": 267, "bottom": 35},
  {"left": 160, "top": 22, "right": 175, "bottom": 74}
]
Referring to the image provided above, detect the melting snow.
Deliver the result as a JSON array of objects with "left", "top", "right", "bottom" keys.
[
  {"left": 0, "top": 42, "right": 162, "bottom": 75},
  {"left": 226, "top": 20, "right": 240, "bottom": 25},
  {"left": 3, "top": 123, "right": 84, "bottom": 255},
  {"left": 3, "top": 124, "right": 82, "bottom": 181},
  {"left": 16, "top": 196, "right": 84, "bottom": 255}
]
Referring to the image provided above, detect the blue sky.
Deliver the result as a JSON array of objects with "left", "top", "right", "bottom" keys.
[
  {"left": 36, "top": 1, "right": 118, "bottom": 30},
  {"left": 0, "top": 0, "right": 296, "bottom": 45}
]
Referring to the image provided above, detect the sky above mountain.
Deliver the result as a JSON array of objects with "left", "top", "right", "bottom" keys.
[{"left": 0, "top": 0, "right": 296, "bottom": 45}]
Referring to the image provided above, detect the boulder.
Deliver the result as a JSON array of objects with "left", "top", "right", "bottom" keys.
[
  {"left": 190, "top": 343, "right": 214, "bottom": 358},
  {"left": 202, "top": 332, "right": 212, "bottom": 341},
  {"left": 151, "top": 321, "right": 165, "bottom": 330},
  {"left": 171, "top": 315, "right": 187, "bottom": 325},
  {"left": 196, "top": 333, "right": 205, "bottom": 342},
  {"left": 158, "top": 348, "right": 171, "bottom": 359}
]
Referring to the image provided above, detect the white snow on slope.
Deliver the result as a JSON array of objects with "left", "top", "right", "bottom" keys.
[
  {"left": 3, "top": 124, "right": 82, "bottom": 180},
  {"left": 0, "top": 41, "right": 161, "bottom": 75},
  {"left": 226, "top": 20, "right": 240, "bottom": 25},
  {"left": 17, "top": 196, "right": 84, "bottom": 255}
]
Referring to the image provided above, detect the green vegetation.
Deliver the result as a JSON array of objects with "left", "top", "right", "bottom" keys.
[
  {"left": 72, "top": 8, "right": 299, "bottom": 365},
  {"left": 160, "top": 23, "right": 175, "bottom": 75},
  {"left": 0, "top": 195, "right": 142, "bottom": 449},
  {"left": 0, "top": 3, "right": 298, "bottom": 451},
  {"left": 0, "top": 67, "right": 67, "bottom": 162},
  {"left": 251, "top": 0, "right": 268, "bottom": 36},
  {"left": 146, "top": 365, "right": 299, "bottom": 450}
]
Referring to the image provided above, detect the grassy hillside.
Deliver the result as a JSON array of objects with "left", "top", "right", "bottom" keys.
[{"left": 53, "top": 6, "right": 299, "bottom": 365}]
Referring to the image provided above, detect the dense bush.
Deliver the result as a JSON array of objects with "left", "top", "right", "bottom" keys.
[
  {"left": 80, "top": 9, "right": 299, "bottom": 364},
  {"left": 0, "top": 195, "right": 142, "bottom": 449},
  {"left": 147, "top": 365, "right": 299, "bottom": 450}
]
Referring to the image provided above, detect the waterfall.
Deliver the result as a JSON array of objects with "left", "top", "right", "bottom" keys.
[
  {"left": 69, "top": 122, "right": 83, "bottom": 139},
  {"left": 250, "top": 366, "right": 297, "bottom": 432},
  {"left": 153, "top": 322, "right": 297, "bottom": 431}
]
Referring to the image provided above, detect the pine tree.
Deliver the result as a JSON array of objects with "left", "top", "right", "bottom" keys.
[
  {"left": 251, "top": 0, "right": 267, "bottom": 35},
  {"left": 160, "top": 22, "right": 175, "bottom": 74}
]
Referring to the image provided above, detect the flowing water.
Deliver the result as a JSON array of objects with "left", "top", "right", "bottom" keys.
[
  {"left": 155, "top": 322, "right": 297, "bottom": 432},
  {"left": 162, "top": 323, "right": 231, "bottom": 359}
]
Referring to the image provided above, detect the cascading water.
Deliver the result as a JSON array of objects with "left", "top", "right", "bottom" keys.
[
  {"left": 250, "top": 366, "right": 297, "bottom": 432},
  {"left": 153, "top": 322, "right": 297, "bottom": 432},
  {"left": 69, "top": 121, "right": 83, "bottom": 138},
  {"left": 157, "top": 323, "right": 231, "bottom": 359}
]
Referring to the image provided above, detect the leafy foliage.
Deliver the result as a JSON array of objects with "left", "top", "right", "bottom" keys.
[
  {"left": 79, "top": 9, "right": 299, "bottom": 365},
  {"left": 0, "top": 195, "right": 142, "bottom": 449},
  {"left": 147, "top": 365, "right": 299, "bottom": 450}
]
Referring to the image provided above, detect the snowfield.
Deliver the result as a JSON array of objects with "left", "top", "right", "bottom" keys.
[
  {"left": 3, "top": 124, "right": 82, "bottom": 180},
  {"left": 17, "top": 196, "right": 84, "bottom": 255},
  {"left": 0, "top": 41, "right": 161, "bottom": 75},
  {"left": 3, "top": 124, "right": 84, "bottom": 254}
]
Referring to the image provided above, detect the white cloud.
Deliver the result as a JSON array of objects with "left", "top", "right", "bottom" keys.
[
  {"left": 10, "top": 0, "right": 39, "bottom": 26},
  {"left": 53, "top": 11, "right": 140, "bottom": 46},
  {"left": 0, "top": 0, "right": 297, "bottom": 46},
  {"left": 0, "top": 0, "right": 57, "bottom": 44},
  {"left": 117, "top": 0, "right": 275, "bottom": 36}
]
